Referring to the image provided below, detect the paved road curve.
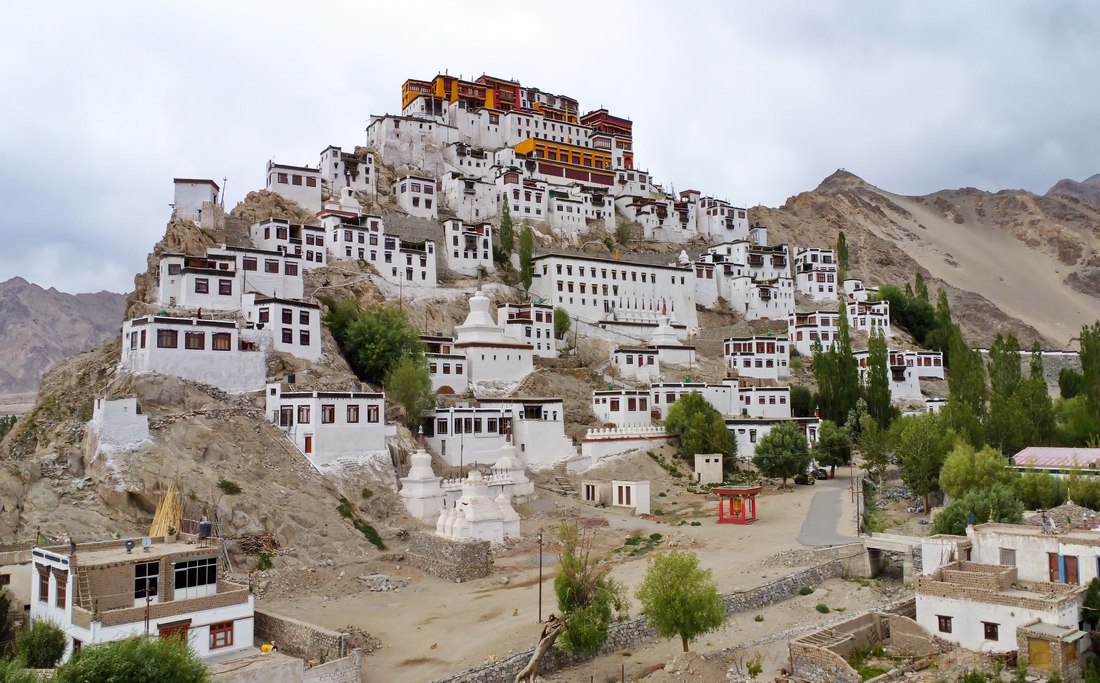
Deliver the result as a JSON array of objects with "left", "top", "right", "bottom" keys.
[{"left": 798, "top": 475, "right": 860, "bottom": 546}]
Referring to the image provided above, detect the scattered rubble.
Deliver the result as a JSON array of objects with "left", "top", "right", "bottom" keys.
[{"left": 357, "top": 573, "right": 409, "bottom": 592}]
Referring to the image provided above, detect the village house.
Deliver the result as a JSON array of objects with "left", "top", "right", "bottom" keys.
[
  {"left": 850, "top": 299, "right": 892, "bottom": 337},
  {"left": 843, "top": 277, "right": 879, "bottom": 302},
  {"left": 266, "top": 161, "right": 322, "bottom": 212},
  {"left": 591, "top": 389, "right": 652, "bottom": 428},
  {"left": 497, "top": 171, "right": 549, "bottom": 222},
  {"left": 319, "top": 208, "right": 438, "bottom": 288},
  {"left": 422, "top": 335, "right": 468, "bottom": 394},
  {"left": 249, "top": 218, "right": 327, "bottom": 269},
  {"left": 264, "top": 383, "right": 391, "bottom": 469},
  {"left": 441, "top": 171, "right": 496, "bottom": 222},
  {"left": 650, "top": 380, "right": 739, "bottom": 419},
  {"left": 442, "top": 220, "right": 495, "bottom": 276},
  {"left": 171, "top": 178, "right": 220, "bottom": 224},
  {"left": 240, "top": 293, "right": 322, "bottom": 362},
  {"left": 610, "top": 347, "right": 660, "bottom": 383},
  {"left": 392, "top": 175, "right": 438, "bottom": 219},
  {"left": 157, "top": 247, "right": 304, "bottom": 311},
  {"left": 853, "top": 347, "right": 922, "bottom": 401},
  {"left": 724, "top": 335, "right": 791, "bottom": 380},
  {"left": 422, "top": 398, "right": 573, "bottom": 467},
  {"left": 788, "top": 310, "right": 841, "bottom": 356},
  {"left": 119, "top": 316, "right": 266, "bottom": 393},
  {"left": 319, "top": 145, "right": 375, "bottom": 197},
  {"left": 725, "top": 417, "right": 821, "bottom": 461},
  {"left": 794, "top": 247, "right": 838, "bottom": 301},
  {"left": 365, "top": 114, "right": 458, "bottom": 178},
  {"left": 1010, "top": 447, "right": 1100, "bottom": 475},
  {"left": 30, "top": 537, "right": 253, "bottom": 663},
  {"left": 497, "top": 302, "right": 557, "bottom": 358}
]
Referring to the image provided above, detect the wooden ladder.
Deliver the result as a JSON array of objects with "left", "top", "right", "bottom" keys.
[
  {"left": 75, "top": 566, "right": 92, "bottom": 611},
  {"left": 212, "top": 513, "right": 233, "bottom": 573}
]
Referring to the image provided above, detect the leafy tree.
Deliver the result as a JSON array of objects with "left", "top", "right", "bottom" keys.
[
  {"left": 752, "top": 422, "right": 811, "bottom": 487},
  {"left": 664, "top": 393, "right": 736, "bottom": 474},
  {"left": 498, "top": 200, "right": 515, "bottom": 255},
  {"left": 943, "top": 325, "right": 986, "bottom": 446},
  {"left": 988, "top": 334, "right": 1022, "bottom": 399},
  {"left": 1067, "top": 469, "right": 1100, "bottom": 511},
  {"left": 845, "top": 398, "right": 868, "bottom": 442},
  {"left": 553, "top": 307, "right": 571, "bottom": 339},
  {"left": 893, "top": 413, "right": 954, "bottom": 513},
  {"left": 553, "top": 523, "right": 627, "bottom": 654},
  {"left": 914, "top": 271, "right": 929, "bottom": 301},
  {"left": 931, "top": 483, "right": 1024, "bottom": 535},
  {"left": 834, "top": 300, "right": 860, "bottom": 422},
  {"left": 1014, "top": 469, "right": 1066, "bottom": 510},
  {"left": 318, "top": 296, "right": 362, "bottom": 345},
  {"left": 864, "top": 331, "right": 894, "bottom": 428},
  {"left": 636, "top": 551, "right": 726, "bottom": 652},
  {"left": 1083, "top": 578, "right": 1100, "bottom": 629},
  {"left": 1060, "top": 367, "right": 1084, "bottom": 399},
  {"left": 858, "top": 414, "right": 891, "bottom": 483},
  {"left": 384, "top": 356, "right": 436, "bottom": 429},
  {"left": 939, "top": 443, "right": 1014, "bottom": 499},
  {"left": 1082, "top": 322, "right": 1100, "bottom": 416},
  {"left": 1055, "top": 396, "right": 1100, "bottom": 447},
  {"left": 518, "top": 223, "right": 534, "bottom": 293},
  {"left": 836, "top": 231, "right": 849, "bottom": 280},
  {"left": 811, "top": 339, "right": 839, "bottom": 422},
  {"left": 340, "top": 306, "right": 425, "bottom": 384},
  {"left": 790, "top": 386, "right": 815, "bottom": 418},
  {"left": 615, "top": 221, "right": 634, "bottom": 246},
  {"left": 875, "top": 284, "right": 937, "bottom": 346},
  {"left": 0, "top": 589, "right": 12, "bottom": 656},
  {"left": 15, "top": 619, "right": 66, "bottom": 668},
  {"left": 55, "top": 634, "right": 208, "bottom": 682},
  {"left": 813, "top": 420, "right": 851, "bottom": 477}
]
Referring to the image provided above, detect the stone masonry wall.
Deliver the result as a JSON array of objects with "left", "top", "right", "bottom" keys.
[
  {"left": 302, "top": 649, "right": 364, "bottom": 683},
  {"left": 254, "top": 609, "right": 349, "bottom": 661},
  {"left": 789, "top": 641, "right": 862, "bottom": 683},
  {"left": 433, "top": 555, "right": 859, "bottom": 683},
  {"left": 406, "top": 533, "right": 492, "bottom": 582}
]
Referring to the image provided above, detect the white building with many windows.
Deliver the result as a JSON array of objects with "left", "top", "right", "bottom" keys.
[
  {"left": 120, "top": 316, "right": 266, "bottom": 393},
  {"left": 320, "top": 209, "right": 438, "bottom": 288},
  {"left": 422, "top": 398, "right": 573, "bottom": 467},
  {"left": 724, "top": 336, "right": 790, "bottom": 380},
  {"left": 453, "top": 289, "right": 533, "bottom": 386},
  {"left": 240, "top": 294, "right": 321, "bottom": 362},
  {"left": 725, "top": 417, "right": 820, "bottom": 462},
  {"left": 319, "top": 145, "right": 375, "bottom": 197},
  {"left": 422, "top": 335, "right": 468, "bottom": 395},
  {"left": 249, "top": 219, "right": 327, "bottom": 269},
  {"left": 266, "top": 161, "right": 322, "bottom": 212},
  {"left": 591, "top": 390, "right": 652, "bottom": 428},
  {"left": 392, "top": 175, "right": 438, "bottom": 219},
  {"left": 265, "top": 383, "right": 391, "bottom": 468},
  {"left": 650, "top": 381, "right": 739, "bottom": 419},
  {"left": 498, "top": 302, "right": 557, "bottom": 358},
  {"left": 157, "top": 248, "right": 304, "bottom": 312},
  {"left": 794, "top": 247, "right": 838, "bottom": 301},
  {"left": 442, "top": 220, "right": 495, "bottom": 276},
  {"left": 788, "top": 310, "right": 841, "bottom": 356}
]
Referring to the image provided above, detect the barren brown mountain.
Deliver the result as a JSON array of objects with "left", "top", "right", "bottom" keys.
[
  {"left": 0, "top": 277, "right": 126, "bottom": 393},
  {"left": 753, "top": 170, "right": 1100, "bottom": 348}
]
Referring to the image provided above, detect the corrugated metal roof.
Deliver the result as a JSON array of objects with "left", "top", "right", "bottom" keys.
[{"left": 1012, "top": 447, "right": 1100, "bottom": 468}]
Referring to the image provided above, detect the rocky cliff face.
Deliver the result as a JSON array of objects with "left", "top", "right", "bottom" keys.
[
  {"left": 0, "top": 277, "right": 127, "bottom": 394},
  {"left": 753, "top": 170, "right": 1100, "bottom": 347}
]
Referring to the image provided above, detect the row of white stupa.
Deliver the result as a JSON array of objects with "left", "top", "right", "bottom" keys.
[{"left": 400, "top": 430, "right": 534, "bottom": 544}]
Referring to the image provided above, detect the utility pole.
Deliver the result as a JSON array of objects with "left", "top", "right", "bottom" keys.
[{"left": 537, "top": 530, "right": 544, "bottom": 623}]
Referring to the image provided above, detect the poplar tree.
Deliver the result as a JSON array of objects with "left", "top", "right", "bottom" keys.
[
  {"left": 914, "top": 271, "right": 929, "bottom": 301},
  {"left": 864, "top": 330, "right": 893, "bottom": 428},
  {"left": 811, "top": 339, "right": 838, "bottom": 421},
  {"left": 835, "top": 300, "right": 860, "bottom": 421},
  {"left": 518, "top": 223, "right": 534, "bottom": 293},
  {"left": 1081, "top": 321, "right": 1100, "bottom": 416},
  {"left": 944, "top": 325, "right": 986, "bottom": 447},
  {"left": 836, "top": 231, "right": 849, "bottom": 280},
  {"left": 498, "top": 200, "right": 515, "bottom": 254}
]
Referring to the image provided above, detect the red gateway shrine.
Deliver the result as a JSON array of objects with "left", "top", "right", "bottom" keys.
[{"left": 714, "top": 486, "right": 762, "bottom": 524}]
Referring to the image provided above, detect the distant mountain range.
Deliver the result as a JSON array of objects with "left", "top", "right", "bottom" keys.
[
  {"left": 1046, "top": 173, "right": 1100, "bottom": 206},
  {"left": 0, "top": 277, "right": 127, "bottom": 393}
]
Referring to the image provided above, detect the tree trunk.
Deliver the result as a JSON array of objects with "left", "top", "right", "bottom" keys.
[
  {"left": 924, "top": 493, "right": 931, "bottom": 517},
  {"left": 781, "top": 476, "right": 788, "bottom": 488},
  {"left": 830, "top": 464, "right": 836, "bottom": 478},
  {"left": 681, "top": 633, "right": 689, "bottom": 652},
  {"left": 515, "top": 615, "right": 564, "bottom": 683}
]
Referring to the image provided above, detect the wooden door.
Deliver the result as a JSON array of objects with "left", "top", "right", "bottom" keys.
[
  {"left": 1030, "top": 638, "right": 1052, "bottom": 670},
  {"left": 1048, "top": 552, "right": 1060, "bottom": 582},
  {"left": 304, "top": 435, "right": 313, "bottom": 454},
  {"left": 1066, "top": 555, "right": 1079, "bottom": 585}
]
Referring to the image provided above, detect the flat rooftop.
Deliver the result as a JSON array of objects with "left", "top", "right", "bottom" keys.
[{"left": 50, "top": 540, "right": 220, "bottom": 567}]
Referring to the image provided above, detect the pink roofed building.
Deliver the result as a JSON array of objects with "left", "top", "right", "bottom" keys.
[{"left": 1011, "top": 447, "right": 1100, "bottom": 473}]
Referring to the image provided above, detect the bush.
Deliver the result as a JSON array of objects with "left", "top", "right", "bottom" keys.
[
  {"left": 16, "top": 619, "right": 67, "bottom": 668},
  {"left": 55, "top": 634, "right": 208, "bottom": 682},
  {"left": 754, "top": 614, "right": 764, "bottom": 622},
  {"left": 799, "top": 586, "right": 814, "bottom": 596},
  {"left": 815, "top": 603, "right": 830, "bottom": 614},
  {"left": 216, "top": 479, "right": 241, "bottom": 495},
  {"left": 255, "top": 553, "right": 273, "bottom": 571},
  {"left": 0, "top": 659, "right": 39, "bottom": 683}
]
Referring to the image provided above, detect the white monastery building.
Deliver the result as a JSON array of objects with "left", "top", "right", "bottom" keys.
[
  {"left": 266, "top": 160, "right": 323, "bottom": 213},
  {"left": 319, "top": 145, "right": 375, "bottom": 197},
  {"left": 498, "top": 302, "right": 558, "bottom": 358},
  {"left": 453, "top": 289, "right": 534, "bottom": 386},
  {"left": 423, "top": 398, "right": 573, "bottom": 467},
  {"left": 793, "top": 247, "right": 838, "bottom": 301},
  {"left": 240, "top": 294, "right": 322, "bottom": 362},
  {"left": 392, "top": 175, "right": 438, "bottom": 219},
  {"left": 724, "top": 336, "right": 791, "bottom": 380},
  {"left": 265, "top": 383, "right": 391, "bottom": 469},
  {"left": 319, "top": 209, "right": 438, "bottom": 288},
  {"left": 442, "top": 220, "right": 495, "bottom": 276},
  {"left": 249, "top": 219, "right": 327, "bottom": 269},
  {"left": 172, "top": 178, "right": 220, "bottom": 224}
]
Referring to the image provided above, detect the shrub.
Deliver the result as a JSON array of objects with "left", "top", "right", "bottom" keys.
[
  {"left": 255, "top": 553, "right": 273, "bottom": 571},
  {"left": 55, "top": 634, "right": 207, "bottom": 682},
  {"left": 799, "top": 586, "right": 814, "bottom": 596},
  {"left": 361, "top": 487, "right": 373, "bottom": 500},
  {"left": 16, "top": 619, "right": 66, "bottom": 668},
  {"left": 815, "top": 603, "right": 830, "bottom": 614},
  {"left": 754, "top": 614, "right": 764, "bottom": 622},
  {"left": 216, "top": 479, "right": 241, "bottom": 495}
]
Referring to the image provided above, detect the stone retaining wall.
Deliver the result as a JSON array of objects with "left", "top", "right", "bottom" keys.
[
  {"left": 406, "top": 533, "right": 492, "bottom": 582},
  {"left": 254, "top": 609, "right": 349, "bottom": 661},
  {"left": 303, "top": 649, "right": 364, "bottom": 683},
  {"left": 433, "top": 553, "right": 861, "bottom": 683}
]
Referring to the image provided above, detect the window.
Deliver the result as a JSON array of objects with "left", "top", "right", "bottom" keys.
[
  {"left": 306, "top": 177, "right": 317, "bottom": 187},
  {"left": 299, "top": 310, "right": 310, "bottom": 325},
  {"left": 297, "top": 405, "right": 310, "bottom": 424},
  {"left": 367, "top": 405, "right": 379, "bottom": 423},
  {"left": 285, "top": 262, "right": 298, "bottom": 276},
  {"left": 157, "top": 329, "right": 178, "bottom": 348},
  {"left": 292, "top": 175, "right": 302, "bottom": 186},
  {"left": 321, "top": 405, "right": 335, "bottom": 424},
  {"left": 56, "top": 572, "right": 67, "bottom": 608},
  {"left": 999, "top": 548, "right": 1016, "bottom": 566},
  {"left": 135, "top": 561, "right": 159, "bottom": 599},
  {"left": 937, "top": 615, "right": 952, "bottom": 633},
  {"left": 243, "top": 257, "right": 257, "bottom": 271},
  {"left": 212, "top": 333, "right": 231, "bottom": 351},
  {"left": 37, "top": 568, "right": 48, "bottom": 603},
  {"left": 174, "top": 557, "right": 216, "bottom": 591},
  {"left": 282, "top": 308, "right": 293, "bottom": 324},
  {"left": 210, "top": 621, "right": 233, "bottom": 650},
  {"left": 167, "top": 263, "right": 181, "bottom": 275},
  {"left": 258, "top": 308, "right": 269, "bottom": 324},
  {"left": 184, "top": 332, "right": 205, "bottom": 350},
  {"left": 983, "top": 622, "right": 999, "bottom": 641},
  {"left": 194, "top": 278, "right": 209, "bottom": 294},
  {"left": 277, "top": 172, "right": 288, "bottom": 183},
  {"left": 282, "top": 329, "right": 293, "bottom": 344},
  {"left": 300, "top": 330, "right": 310, "bottom": 346},
  {"left": 265, "top": 259, "right": 280, "bottom": 273},
  {"left": 347, "top": 405, "right": 359, "bottom": 423},
  {"left": 218, "top": 279, "right": 232, "bottom": 296}
]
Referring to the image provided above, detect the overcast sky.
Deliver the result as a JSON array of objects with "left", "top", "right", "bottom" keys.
[{"left": 2, "top": 1, "right": 1098, "bottom": 294}]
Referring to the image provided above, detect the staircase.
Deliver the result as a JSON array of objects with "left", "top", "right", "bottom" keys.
[
  {"left": 75, "top": 566, "right": 92, "bottom": 611},
  {"left": 551, "top": 463, "right": 577, "bottom": 497}
]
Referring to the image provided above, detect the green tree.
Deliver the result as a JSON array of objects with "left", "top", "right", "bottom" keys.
[
  {"left": 752, "top": 422, "right": 811, "bottom": 487},
  {"left": 1083, "top": 578, "right": 1100, "bottom": 629},
  {"left": 553, "top": 307, "right": 571, "bottom": 339},
  {"left": 1055, "top": 396, "right": 1100, "bottom": 446},
  {"left": 518, "top": 223, "right": 535, "bottom": 293},
  {"left": 943, "top": 325, "right": 986, "bottom": 446},
  {"left": 15, "top": 619, "right": 66, "bottom": 668},
  {"left": 813, "top": 420, "right": 851, "bottom": 477},
  {"left": 1060, "top": 368, "right": 1084, "bottom": 399},
  {"left": 834, "top": 300, "right": 860, "bottom": 422},
  {"left": 384, "top": 356, "right": 436, "bottom": 429},
  {"left": 939, "top": 443, "right": 1014, "bottom": 499},
  {"left": 914, "top": 271, "right": 930, "bottom": 301},
  {"left": 790, "top": 386, "right": 815, "bottom": 418},
  {"left": 553, "top": 523, "right": 627, "bottom": 654},
  {"left": 894, "top": 413, "right": 954, "bottom": 513},
  {"left": 498, "top": 200, "right": 515, "bottom": 255},
  {"left": 931, "top": 483, "right": 1024, "bottom": 535},
  {"left": 836, "top": 231, "right": 849, "bottom": 280},
  {"left": 858, "top": 414, "right": 891, "bottom": 483},
  {"left": 0, "top": 658, "right": 39, "bottom": 683},
  {"left": 864, "top": 330, "right": 894, "bottom": 428},
  {"left": 636, "top": 551, "right": 726, "bottom": 652},
  {"left": 1081, "top": 322, "right": 1100, "bottom": 416},
  {"left": 341, "top": 306, "right": 425, "bottom": 384},
  {"left": 664, "top": 393, "right": 736, "bottom": 474},
  {"left": 811, "top": 339, "right": 839, "bottom": 422},
  {"left": 0, "top": 588, "right": 12, "bottom": 656},
  {"left": 55, "top": 634, "right": 208, "bottom": 683},
  {"left": 615, "top": 221, "right": 634, "bottom": 246},
  {"left": 318, "top": 296, "right": 363, "bottom": 346},
  {"left": 1014, "top": 469, "right": 1066, "bottom": 510}
]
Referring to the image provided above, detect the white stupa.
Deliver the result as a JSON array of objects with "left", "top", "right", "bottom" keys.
[
  {"left": 399, "top": 430, "right": 446, "bottom": 524},
  {"left": 649, "top": 304, "right": 696, "bottom": 365},
  {"left": 453, "top": 288, "right": 534, "bottom": 384},
  {"left": 492, "top": 429, "right": 536, "bottom": 503},
  {"left": 435, "top": 470, "right": 520, "bottom": 544}
]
